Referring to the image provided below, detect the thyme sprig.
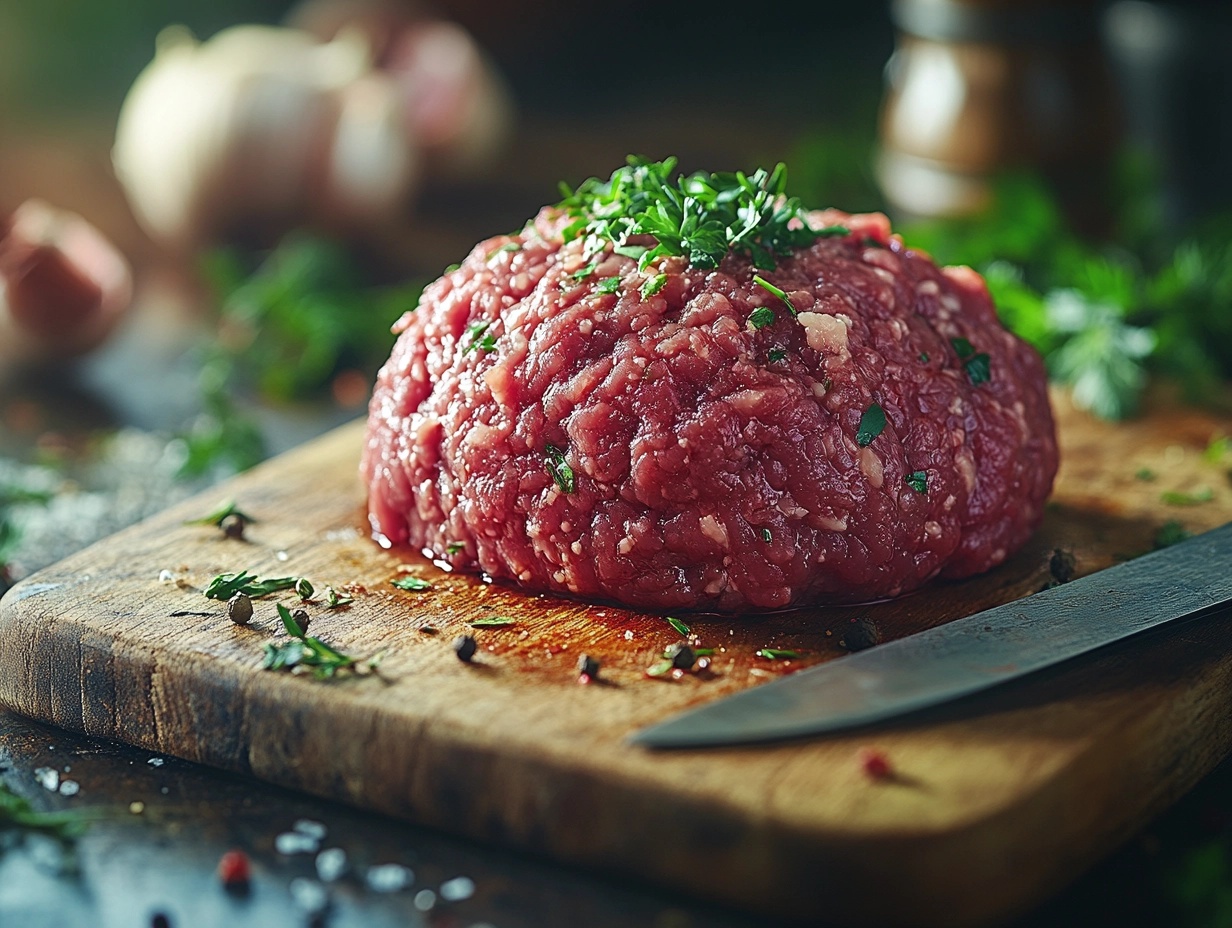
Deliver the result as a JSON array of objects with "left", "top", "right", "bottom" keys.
[
  {"left": 557, "top": 157, "right": 848, "bottom": 273},
  {"left": 204, "top": 571, "right": 299, "bottom": 600},
  {"left": 262, "top": 603, "right": 375, "bottom": 679}
]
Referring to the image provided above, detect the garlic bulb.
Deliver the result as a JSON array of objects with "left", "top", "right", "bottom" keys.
[{"left": 113, "top": 23, "right": 453, "bottom": 249}]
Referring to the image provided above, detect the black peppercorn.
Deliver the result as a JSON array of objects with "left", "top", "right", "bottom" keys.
[
  {"left": 840, "top": 617, "right": 881, "bottom": 652},
  {"left": 220, "top": 513, "right": 246, "bottom": 540},
  {"left": 577, "top": 653, "right": 600, "bottom": 679},
  {"left": 453, "top": 634, "right": 478, "bottom": 663},
  {"left": 227, "top": 592, "right": 253, "bottom": 626},
  {"left": 665, "top": 642, "right": 695, "bottom": 671}
]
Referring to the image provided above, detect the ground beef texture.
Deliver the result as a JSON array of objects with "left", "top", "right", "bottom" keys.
[{"left": 361, "top": 208, "right": 1058, "bottom": 612}]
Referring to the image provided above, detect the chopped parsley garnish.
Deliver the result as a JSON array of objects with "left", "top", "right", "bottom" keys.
[
  {"left": 666, "top": 616, "right": 691, "bottom": 637},
  {"left": 596, "top": 276, "right": 622, "bottom": 294},
  {"left": 756, "top": 648, "right": 800, "bottom": 660},
  {"left": 919, "top": 352, "right": 929, "bottom": 362},
  {"left": 443, "top": 262, "right": 461, "bottom": 274},
  {"left": 1134, "top": 467, "right": 1157, "bottom": 482},
  {"left": 545, "top": 444, "right": 575, "bottom": 493},
  {"left": 391, "top": 575, "right": 433, "bottom": 592},
  {"left": 469, "top": 617, "right": 516, "bottom": 628},
  {"left": 1160, "top": 487, "right": 1214, "bottom": 506},
  {"left": 855, "top": 403, "right": 886, "bottom": 447},
  {"left": 768, "top": 347, "right": 787, "bottom": 363},
  {"left": 964, "top": 353, "right": 992, "bottom": 384},
  {"left": 749, "top": 306, "right": 776, "bottom": 329},
  {"left": 204, "top": 571, "right": 298, "bottom": 600},
  {"left": 446, "top": 542, "right": 465, "bottom": 555},
  {"left": 760, "top": 528, "right": 772, "bottom": 542},
  {"left": 184, "top": 499, "right": 255, "bottom": 528},
  {"left": 640, "top": 273, "right": 667, "bottom": 298},
  {"left": 556, "top": 156, "right": 848, "bottom": 273},
  {"left": 485, "top": 242, "right": 521, "bottom": 261},
  {"left": 951, "top": 337, "right": 991, "bottom": 384},
  {"left": 572, "top": 261, "right": 598, "bottom": 280},
  {"left": 1153, "top": 520, "right": 1191, "bottom": 549},
  {"left": 325, "top": 587, "right": 353, "bottom": 608},
  {"left": 905, "top": 470, "right": 928, "bottom": 493},
  {"left": 615, "top": 244, "right": 648, "bottom": 260},
  {"left": 462, "top": 321, "right": 496, "bottom": 354}
]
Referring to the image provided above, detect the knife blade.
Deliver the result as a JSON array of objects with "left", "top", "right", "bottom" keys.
[{"left": 631, "top": 521, "right": 1232, "bottom": 749}]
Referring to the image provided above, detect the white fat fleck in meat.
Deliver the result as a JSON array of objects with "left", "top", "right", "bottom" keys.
[
  {"left": 955, "top": 448, "right": 977, "bottom": 492},
  {"left": 924, "top": 520, "right": 942, "bottom": 538},
  {"left": 699, "top": 514, "right": 729, "bottom": 547},
  {"left": 463, "top": 422, "right": 503, "bottom": 449},
  {"left": 703, "top": 576, "right": 726, "bottom": 595},
  {"left": 570, "top": 541, "right": 583, "bottom": 555},
  {"left": 797, "top": 312, "right": 850, "bottom": 355},
  {"left": 617, "top": 536, "right": 635, "bottom": 555},
  {"left": 818, "top": 514, "right": 848, "bottom": 532},
  {"left": 859, "top": 447, "right": 884, "bottom": 488},
  {"left": 579, "top": 318, "right": 594, "bottom": 335},
  {"left": 916, "top": 279, "right": 940, "bottom": 297}
]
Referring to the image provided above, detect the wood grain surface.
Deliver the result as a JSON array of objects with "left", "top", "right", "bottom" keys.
[{"left": 2, "top": 388, "right": 1231, "bottom": 927}]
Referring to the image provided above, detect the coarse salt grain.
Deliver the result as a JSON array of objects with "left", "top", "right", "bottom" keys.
[
  {"left": 439, "top": 876, "right": 476, "bottom": 902},
  {"left": 366, "top": 863, "right": 414, "bottom": 893}
]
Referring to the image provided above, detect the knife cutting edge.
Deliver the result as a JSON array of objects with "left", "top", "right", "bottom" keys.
[{"left": 630, "top": 521, "right": 1232, "bottom": 749}]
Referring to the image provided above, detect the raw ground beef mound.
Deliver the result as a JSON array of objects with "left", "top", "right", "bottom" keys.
[{"left": 361, "top": 207, "right": 1058, "bottom": 612}]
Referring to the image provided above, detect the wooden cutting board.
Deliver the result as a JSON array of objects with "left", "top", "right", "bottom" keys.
[{"left": 2, "top": 388, "right": 1231, "bottom": 927}]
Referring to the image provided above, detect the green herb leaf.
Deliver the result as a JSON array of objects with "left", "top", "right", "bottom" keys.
[
  {"left": 951, "top": 337, "right": 975, "bottom": 359},
  {"left": 203, "top": 572, "right": 298, "bottom": 601},
  {"left": 640, "top": 273, "right": 667, "bottom": 298},
  {"left": 1153, "top": 520, "right": 1191, "bottom": 549},
  {"left": 572, "top": 261, "right": 598, "bottom": 280},
  {"left": 666, "top": 616, "right": 691, "bottom": 637},
  {"left": 183, "top": 499, "right": 256, "bottom": 527},
  {"left": 545, "top": 444, "right": 575, "bottom": 493},
  {"left": 1160, "top": 488, "right": 1214, "bottom": 507},
  {"left": 964, "top": 352, "right": 992, "bottom": 384},
  {"left": 485, "top": 242, "right": 521, "bottom": 261},
  {"left": 905, "top": 470, "right": 928, "bottom": 493},
  {"left": 325, "top": 587, "right": 353, "bottom": 608},
  {"left": 768, "top": 347, "right": 787, "bottom": 363},
  {"left": 855, "top": 403, "right": 886, "bottom": 447},
  {"left": 462, "top": 321, "right": 495, "bottom": 355},
  {"left": 446, "top": 542, "right": 465, "bottom": 555},
  {"left": 760, "top": 528, "right": 772, "bottom": 542},
  {"left": 756, "top": 648, "right": 800, "bottom": 660},
  {"left": 0, "top": 780, "right": 90, "bottom": 841},
  {"left": 596, "top": 276, "right": 622, "bottom": 294},
  {"left": 1135, "top": 467, "right": 1157, "bottom": 482},
  {"left": 749, "top": 305, "right": 776, "bottom": 329},
  {"left": 277, "top": 602, "right": 305, "bottom": 637},
  {"left": 645, "top": 659, "right": 676, "bottom": 679},
  {"left": 753, "top": 275, "right": 796, "bottom": 315},
  {"left": 469, "top": 617, "right": 516, "bottom": 628},
  {"left": 391, "top": 575, "right": 434, "bottom": 592}
]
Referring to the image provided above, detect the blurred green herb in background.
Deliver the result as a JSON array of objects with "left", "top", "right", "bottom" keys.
[
  {"left": 180, "top": 236, "right": 422, "bottom": 476},
  {"left": 790, "top": 140, "right": 1232, "bottom": 420}
]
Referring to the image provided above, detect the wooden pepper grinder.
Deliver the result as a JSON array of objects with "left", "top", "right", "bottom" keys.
[{"left": 878, "top": 0, "right": 1121, "bottom": 227}]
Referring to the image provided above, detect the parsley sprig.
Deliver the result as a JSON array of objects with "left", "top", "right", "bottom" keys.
[{"left": 557, "top": 157, "right": 847, "bottom": 272}]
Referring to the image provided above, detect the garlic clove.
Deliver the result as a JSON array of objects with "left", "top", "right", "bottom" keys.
[
  {"left": 0, "top": 200, "right": 133, "bottom": 364},
  {"left": 320, "top": 72, "right": 420, "bottom": 227}
]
